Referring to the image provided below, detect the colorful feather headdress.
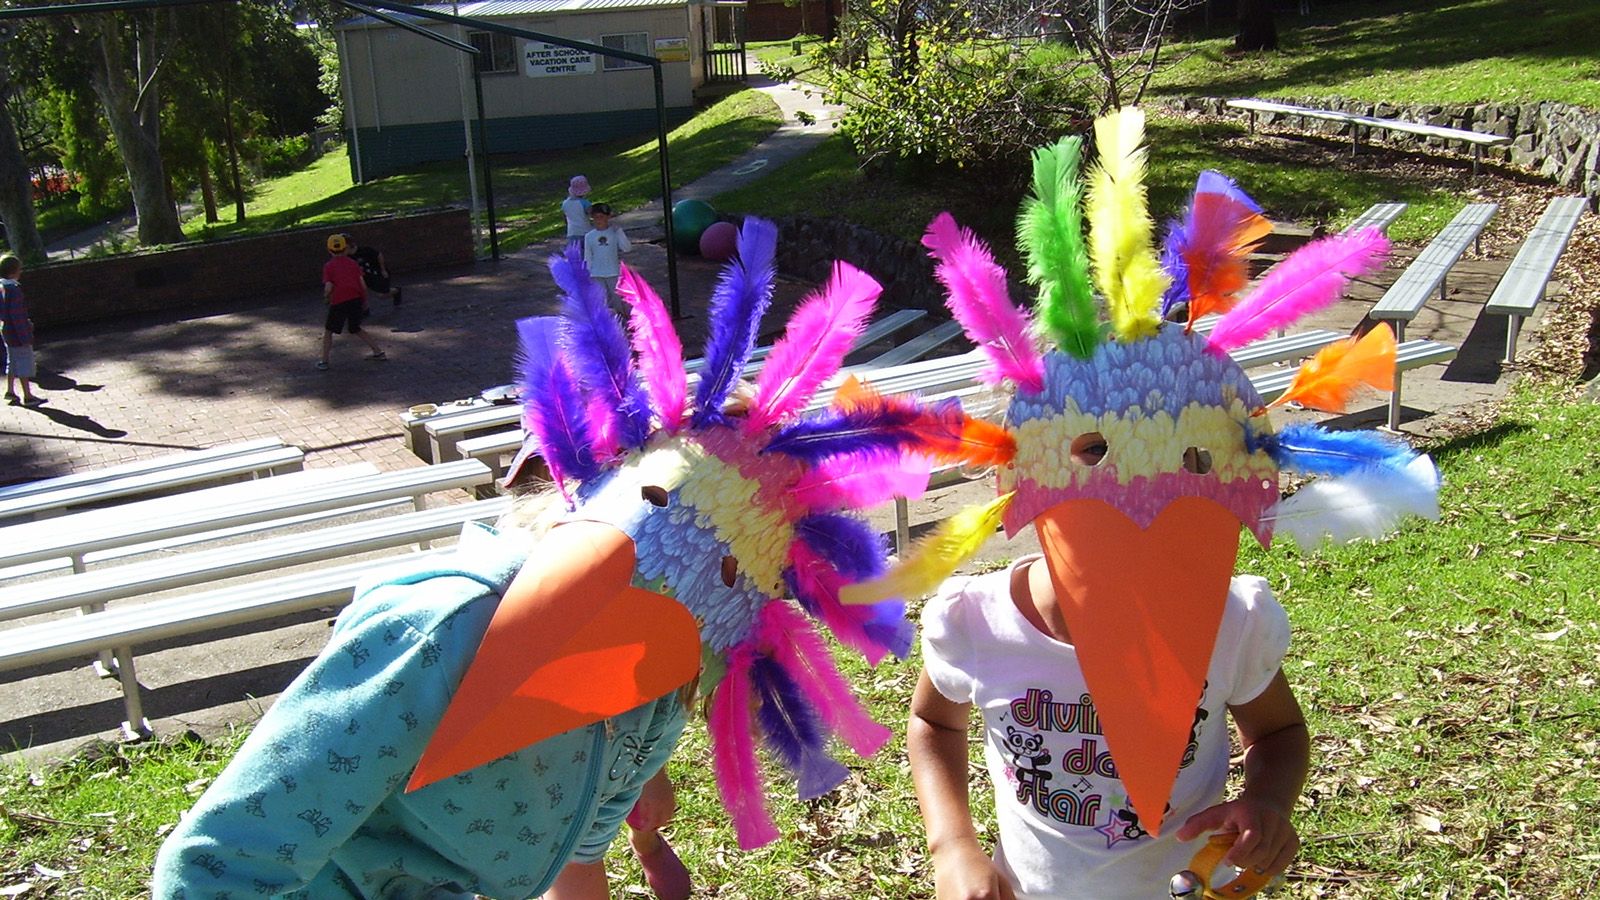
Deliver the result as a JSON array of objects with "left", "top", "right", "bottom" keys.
[
  {"left": 408, "top": 219, "right": 1009, "bottom": 848},
  {"left": 848, "top": 108, "right": 1441, "bottom": 838}
]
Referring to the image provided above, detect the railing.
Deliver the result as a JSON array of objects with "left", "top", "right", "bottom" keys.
[{"left": 704, "top": 46, "right": 747, "bottom": 83}]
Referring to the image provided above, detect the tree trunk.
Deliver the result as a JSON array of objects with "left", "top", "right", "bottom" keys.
[
  {"left": 1234, "top": 0, "right": 1278, "bottom": 52},
  {"left": 0, "top": 59, "right": 46, "bottom": 262},
  {"left": 83, "top": 15, "right": 185, "bottom": 246},
  {"left": 222, "top": 79, "right": 245, "bottom": 222},
  {"left": 198, "top": 159, "right": 218, "bottom": 222}
]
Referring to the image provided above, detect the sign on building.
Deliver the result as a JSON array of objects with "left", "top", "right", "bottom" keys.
[
  {"left": 654, "top": 37, "right": 689, "bottom": 62},
  {"left": 524, "top": 41, "right": 597, "bottom": 77}
]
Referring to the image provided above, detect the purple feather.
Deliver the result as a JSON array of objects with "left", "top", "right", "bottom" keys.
[
  {"left": 548, "top": 252, "right": 652, "bottom": 451},
  {"left": 515, "top": 317, "right": 600, "bottom": 485},
  {"left": 764, "top": 397, "right": 956, "bottom": 463},
  {"left": 863, "top": 602, "right": 914, "bottom": 659},
  {"left": 750, "top": 655, "right": 848, "bottom": 800},
  {"left": 795, "top": 513, "right": 887, "bottom": 581},
  {"left": 692, "top": 217, "right": 780, "bottom": 428},
  {"left": 1159, "top": 216, "right": 1191, "bottom": 315}
]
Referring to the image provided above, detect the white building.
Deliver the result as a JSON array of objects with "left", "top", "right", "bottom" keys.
[{"left": 335, "top": 0, "right": 743, "bottom": 180}]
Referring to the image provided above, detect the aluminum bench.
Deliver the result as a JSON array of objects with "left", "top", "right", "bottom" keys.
[
  {"left": 1484, "top": 196, "right": 1587, "bottom": 363},
  {"left": 0, "top": 548, "right": 458, "bottom": 738}
]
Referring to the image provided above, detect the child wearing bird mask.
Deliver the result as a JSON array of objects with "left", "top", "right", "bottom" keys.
[
  {"left": 845, "top": 109, "right": 1440, "bottom": 899},
  {"left": 153, "top": 221, "right": 1006, "bottom": 899}
]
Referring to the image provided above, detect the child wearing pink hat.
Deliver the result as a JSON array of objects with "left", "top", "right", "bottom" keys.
[{"left": 562, "top": 175, "right": 593, "bottom": 253}]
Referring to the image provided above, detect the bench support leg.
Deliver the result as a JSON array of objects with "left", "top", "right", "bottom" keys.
[
  {"left": 894, "top": 497, "right": 911, "bottom": 557},
  {"left": 1386, "top": 320, "right": 1406, "bottom": 432},
  {"left": 1472, "top": 146, "right": 1482, "bottom": 177},
  {"left": 1503, "top": 315, "right": 1523, "bottom": 364},
  {"left": 115, "top": 647, "right": 153, "bottom": 740},
  {"left": 82, "top": 600, "right": 118, "bottom": 677}
]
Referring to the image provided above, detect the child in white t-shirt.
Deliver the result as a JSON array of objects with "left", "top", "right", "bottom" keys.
[
  {"left": 583, "top": 202, "right": 632, "bottom": 309},
  {"left": 910, "top": 549, "right": 1308, "bottom": 899}
]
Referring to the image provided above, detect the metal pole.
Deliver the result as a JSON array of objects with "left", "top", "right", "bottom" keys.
[
  {"left": 655, "top": 65, "right": 680, "bottom": 318},
  {"left": 474, "top": 66, "right": 499, "bottom": 260}
]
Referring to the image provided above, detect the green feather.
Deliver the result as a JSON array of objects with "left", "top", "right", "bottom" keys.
[{"left": 1016, "top": 136, "right": 1099, "bottom": 359}]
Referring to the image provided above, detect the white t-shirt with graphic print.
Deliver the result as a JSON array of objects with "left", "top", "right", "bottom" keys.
[{"left": 920, "top": 554, "right": 1290, "bottom": 900}]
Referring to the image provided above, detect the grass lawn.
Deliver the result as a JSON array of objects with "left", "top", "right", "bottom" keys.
[
  {"left": 5, "top": 384, "right": 1597, "bottom": 897},
  {"left": 181, "top": 89, "right": 783, "bottom": 254},
  {"left": 1149, "top": 0, "right": 1600, "bottom": 108}
]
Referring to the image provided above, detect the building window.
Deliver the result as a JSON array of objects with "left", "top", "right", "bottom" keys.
[
  {"left": 600, "top": 32, "right": 649, "bottom": 71},
  {"left": 469, "top": 31, "right": 517, "bottom": 74}
]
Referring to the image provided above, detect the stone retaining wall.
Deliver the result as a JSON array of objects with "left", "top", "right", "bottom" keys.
[
  {"left": 27, "top": 208, "right": 473, "bottom": 329},
  {"left": 1168, "top": 96, "right": 1600, "bottom": 203},
  {"left": 773, "top": 215, "right": 947, "bottom": 316}
]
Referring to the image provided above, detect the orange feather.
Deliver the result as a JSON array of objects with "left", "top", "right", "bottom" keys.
[
  {"left": 833, "top": 377, "right": 1016, "bottom": 466},
  {"left": 1183, "top": 209, "right": 1273, "bottom": 327},
  {"left": 1269, "top": 324, "right": 1396, "bottom": 412}
]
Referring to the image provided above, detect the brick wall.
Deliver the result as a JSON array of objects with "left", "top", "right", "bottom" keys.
[{"left": 26, "top": 208, "right": 474, "bottom": 329}]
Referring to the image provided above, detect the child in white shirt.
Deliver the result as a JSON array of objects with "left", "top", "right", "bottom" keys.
[{"left": 583, "top": 202, "right": 632, "bottom": 309}]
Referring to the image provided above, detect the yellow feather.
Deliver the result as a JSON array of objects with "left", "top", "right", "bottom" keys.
[
  {"left": 839, "top": 493, "right": 1014, "bottom": 606},
  {"left": 1086, "top": 107, "right": 1167, "bottom": 343}
]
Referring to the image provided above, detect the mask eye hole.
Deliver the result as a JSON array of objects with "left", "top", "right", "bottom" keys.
[
  {"left": 641, "top": 485, "right": 669, "bottom": 507},
  {"left": 1070, "top": 432, "right": 1108, "bottom": 467},
  {"left": 720, "top": 555, "right": 739, "bottom": 588},
  {"left": 1182, "top": 446, "right": 1213, "bottom": 475}
]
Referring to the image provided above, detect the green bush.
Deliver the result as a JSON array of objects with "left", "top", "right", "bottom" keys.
[{"left": 254, "top": 134, "right": 313, "bottom": 179}]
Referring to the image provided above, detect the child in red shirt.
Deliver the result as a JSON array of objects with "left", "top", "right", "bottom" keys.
[{"left": 319, "top": 234, "right": 386, "bottom": 370}]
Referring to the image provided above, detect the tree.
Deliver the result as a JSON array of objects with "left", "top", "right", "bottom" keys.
[
  {"left": 816, "top": 0, "right": 1201, "bottom": 171},
  {"left": 0, "top": 41, "right": 45, "bottom": 262},
  {"left": 70, "top": 10, "right": 185, "bottom": 245},
  {"left": 1234, "top": 0, "right": 1278, "bottom": 52}
]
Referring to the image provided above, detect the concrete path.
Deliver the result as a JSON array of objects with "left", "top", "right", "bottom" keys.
[{"left": 615, "top": 65, "right": 840, "bottom": 240}]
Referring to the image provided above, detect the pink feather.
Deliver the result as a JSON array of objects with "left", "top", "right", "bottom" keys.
[
  {"left": 744, "top": 262, "right": 881, "bottom": 434},
  {"left": 584, "top": 395, "right": 620, "bottom": 460},
  {"left": 709, "top": 647, "right": 781, "bottom": 849},
  {"left": 923, "top": 212, "right": 1045, "bottom": 392},
  {"left": 1206, "top": 228, "right": 1391, "bottom": 354},
  {"left": 789, "top": 448, "right": 932, "bottom": 511},
  {"left": 757, "top": 603, "right": 891, "bottom": 758},
  {"left": 618, "top": 263, "right": 687, "bottom": 432},
  {"left": 788, "top": 542, "right": 888, "bottom": 665}
]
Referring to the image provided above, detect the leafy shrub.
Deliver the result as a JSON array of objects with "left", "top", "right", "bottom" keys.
[
  {"left": 816, "top": 33, "right": 1086, "bottom": 174},
  {"left": 254, "top": 135, "right": 313, "bottom": 178}
]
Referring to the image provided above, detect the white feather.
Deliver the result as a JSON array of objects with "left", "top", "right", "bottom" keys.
[{"left": 1267, "top": 454, "right": 1440, "bottom": 550}]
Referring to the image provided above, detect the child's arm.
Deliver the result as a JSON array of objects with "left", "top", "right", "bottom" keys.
[
  {"left": 909, "top": 671, "right": 1017, "bottom": 900},
  {"left": 618, "top": 228, "right": 632, "bottom": 254},
  {"left": 545, "top": 859, "right": 611, "bottom": 900},
  {"left": 1176, "top": 669, "right": 1309, "bottom": 879}
]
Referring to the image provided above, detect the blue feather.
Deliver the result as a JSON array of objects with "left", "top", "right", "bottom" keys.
[
  {"left": 750, "top": 655, "right": 848, "bottom": 799},
  {"left": 1251, "top": 422, "right": 1418, "bottom": 477},
  {"left": 548, "top": 252, "right": 652, "bottom": 451},
  {"left": 692, "top": 218, "right": 779, "bottom": 427},
  {"left": 795, "top": 514, "right": 888, "bottom": 581},
  {"left": 515, "top": 317, "right": 600, "bottom": 483}
]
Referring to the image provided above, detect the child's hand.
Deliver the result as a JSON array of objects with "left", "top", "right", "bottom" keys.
[
  {"left": 930, "top": 841, "right": 1017, "bottom": 900},
  {"left": 626, "top": 769, "right": 677, "bottom": 833},
  {"left": 1175, "top": 795, "right": 1299, "bottom": 880}
]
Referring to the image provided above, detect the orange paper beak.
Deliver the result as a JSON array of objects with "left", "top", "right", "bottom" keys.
[
  {"left": 408, "top": 520, "right": 702, "bottom": 792},
  {"left": 1032, "top": 496, "right": 1242, "bottom": 835}
]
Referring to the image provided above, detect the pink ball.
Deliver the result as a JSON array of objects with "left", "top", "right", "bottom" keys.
[{"left": 698, "top": 221, "right": 738, "bottom": 262}]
